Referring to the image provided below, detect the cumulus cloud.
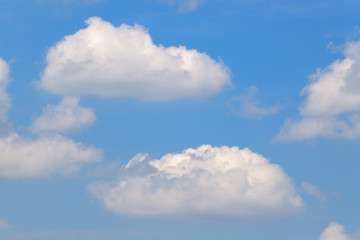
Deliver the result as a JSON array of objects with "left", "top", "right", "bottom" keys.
[
  {"left": 39, "top": 17, "right": 231, "bottom": 101},
  {"left": 0, "top": 57, "right": 101, "bottom": 178},
  {"left": 319, "top": 222, "right": 360, "bottom": 240},
  {"left": 0, "top": 219, "right": 9, "bottom": 229},
  {"left": 159, "top": 0, "right": 205, "bottom": 11},
  {"left": 87, "top": 145, "right": 303, "bottom": 216},
  {"left": 0, "top": 132, "right": 102, "bottom": 178},
  {"left": 229, "top": 86, "right": 282, "bottom": 120},
  {"left": 31, "top": 97, "right": 96, "bottom": 133},
  {"left": 276, "top": 40, "right": 360, "bottom": 141}
]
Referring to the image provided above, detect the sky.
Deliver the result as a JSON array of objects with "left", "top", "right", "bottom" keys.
[{"left": 0, "top": 0, "right": 360, "bottom": 239}]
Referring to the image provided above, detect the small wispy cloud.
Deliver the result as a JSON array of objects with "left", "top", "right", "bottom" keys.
[
  {"left": 61, "top": 0, "right": 103, "bottom": 4},
  {"left": 158, "top": 0, "right": 206, "bottom": 11},
  {"left": 301, "top": 182, "right": 326, "bottom": 201},
  {"left": 228, "top": 86, "right": 283, "bottom": 120},
  {"left": 0, "top": 58, "right": 11, "bottom": 137},
  {"left": 0, "top": 219, "right": 10, "bottom": 229},
  {"left": 0, "top": 58, "right": 11, "bottom": 123},
  {"left": 30, "top": 97, "right": 96, "bottom": 134}
]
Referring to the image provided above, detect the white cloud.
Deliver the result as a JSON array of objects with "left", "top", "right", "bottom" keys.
[
  {"left": 31, "top": 97, "right": 96, "bottom": 133},
  {"left": 88, "top": 145, "right": 303, "bottom": 216},
  {"left": 39, "top": 17, "right": 231, "bottom": 101},
  {"left": 0, "top": 58, "right": 101, "bottom": 178},
  {"left": 0, "top": 58, "right": 10, "bottom": 123},
  {"left": 301, "top": 182, "right": 326, "bottom": 201},
  {"left": 0, "top": 219, "right": 9, "bottom": 229},
  {"left": 229, "top": 86, "right": 282, "bottom": 120},
  {"left": 276, "top": 116, "right": 360, "bottom": 141},
  {"left": 0, "top": 132, "right": 102, "bottom": 178},
  {"left": 319, "top": 222, "right": 360, "bottom": 240},
  {"left": 159, "top": 0, "right": 205, "bottom": 11},
  {"left": 276, "top": 40, "right": 360, "bottom": 141}
]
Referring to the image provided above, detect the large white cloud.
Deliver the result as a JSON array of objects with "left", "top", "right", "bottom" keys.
[
  {"left": 319, "top": 222, "right": 360, "bottom": 240},
  {"left": 0, "top": 132, "right": 102, "bottom": 178},
  {"left": 276, "top": 40, "right": 360, "bottom": 141},
  {"left": 39, "top": 17, "right": 231, "bottom": 101},
  {"left": 88, "top": 145, "right": 303, "bottom": 216},
  {"left": 31, "top": 97, "right": 96, "bottom": 133}
]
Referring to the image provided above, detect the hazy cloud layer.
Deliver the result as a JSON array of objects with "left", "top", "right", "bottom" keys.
[
  {"left": 0, "top": 132, "right": 102, "bottom": 178},
  {"left": 319, "top": 222, "right": 360, "bottom": 240},
  {"left": 229, "top": 86, "right": 282, "bottom": 120},
  {"left": 39, "top": 17, "right": 231, "bottom": 101},
  {"left": 276, "top": 40, "right": 360, "bottom": 141},
  {"left": 31, "top": 97, "right": 96, "bottom": 133},
  {"left": 88, "top": 145, "right": 303, "bottom": 216}
]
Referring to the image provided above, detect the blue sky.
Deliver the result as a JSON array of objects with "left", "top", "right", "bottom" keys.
[{"left": 0, "top": 0, "right": 360, "bottom": 239}]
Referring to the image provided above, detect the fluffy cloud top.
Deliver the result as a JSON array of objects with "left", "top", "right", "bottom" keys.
[
  {"left": 276, "top": 40, "right": 360, "bottom": 141},
  {"left": 229, "top": 86, "right": 282, "bottom": 120},
  {"left": 31, "top": 97, "right": 96, "bottom": 133},
  {"left": 39, "top": 17, "right": 231, "bottom": 101},
  {"left": 88, "top": 145, "right": 303, "bottom": 216},
  {"left": 0, "top": 132, "right": 102, "bottom": 178},
  {"left": 0, "top": 58, "right": 10, "bottom": 122},
  {"left": 319, "top": 222, "right": 360, "bottom": 240}
]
